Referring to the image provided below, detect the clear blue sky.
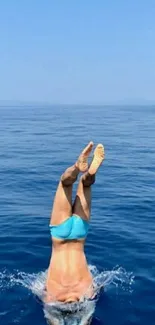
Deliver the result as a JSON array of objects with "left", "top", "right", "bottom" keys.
[{"left": 0, "top": 1, "right": 155, "bottom": 104}]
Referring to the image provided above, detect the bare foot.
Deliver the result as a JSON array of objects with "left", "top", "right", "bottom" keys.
[
  {"left": 88, "top": 144, "right": 105, "bottom": 175},
  {"left": 75, "top": 141, "right": 94, "bottom": 172}
]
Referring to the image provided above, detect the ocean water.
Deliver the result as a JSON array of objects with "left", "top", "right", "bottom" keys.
[{"left": 0, "top": 105, "right": 155, "bottom": 325}]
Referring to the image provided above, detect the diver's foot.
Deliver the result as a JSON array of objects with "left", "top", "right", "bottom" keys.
[
  {"left": 75, "top": 141, "right": 94, "bottom": 172},
  {"left": 88, "top": 144, "right": 105, "bottom": 175}
]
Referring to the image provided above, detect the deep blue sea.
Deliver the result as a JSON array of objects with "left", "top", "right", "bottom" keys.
[{"left": 0, "top": 105, "right": 155, "bottom": 325}]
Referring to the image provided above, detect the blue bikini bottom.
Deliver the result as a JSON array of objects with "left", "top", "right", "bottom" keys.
[{"left": 49, "top": 214, "right": 89, "bottom": 240}]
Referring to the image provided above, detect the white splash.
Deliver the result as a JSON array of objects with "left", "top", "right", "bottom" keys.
[
  {"left": 0, "top": 265, "right": 134, "bottom": 296},
  {"left": 0, "top": 266, "right": 134, "bottom": 324}
]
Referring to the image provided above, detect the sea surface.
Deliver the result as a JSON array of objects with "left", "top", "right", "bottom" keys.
[{"left": 0, "top": 105, "right": 155, "bottom": 325}]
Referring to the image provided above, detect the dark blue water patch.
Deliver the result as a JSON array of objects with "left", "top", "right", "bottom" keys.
[{"left": 0, "top": 105, "right": 155, "bottom": 324}]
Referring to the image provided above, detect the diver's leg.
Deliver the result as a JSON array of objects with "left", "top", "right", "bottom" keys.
[
  {"left": 72, "top": 172, "right": 95, "bottom": 221},
  {"left": 72, "top": 144, "right": 105, "bottom": 221},
  {"left": 50, "top": 165, "right": 79, "bottom": 225},
  {"left": 50, "top": 142, "right": 94, "bottom": 225}
]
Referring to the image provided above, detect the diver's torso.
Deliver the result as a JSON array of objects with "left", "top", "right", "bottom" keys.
[{"left": 45, "top": 240, "right": 93, "bottom": 302}]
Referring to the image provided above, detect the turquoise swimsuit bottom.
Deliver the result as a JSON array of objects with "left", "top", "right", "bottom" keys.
[{"left": 49, "top": 215, "right": 89, "bottom": 240}]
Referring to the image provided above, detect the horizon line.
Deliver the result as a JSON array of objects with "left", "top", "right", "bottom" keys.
[{"left": 0, "top": 100, "right": 155, "bottom": 107}]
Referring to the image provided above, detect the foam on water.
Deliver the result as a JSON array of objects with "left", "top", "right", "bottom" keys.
[{"left": 0, "top": 265, "right": 134, "bottom": 324}]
